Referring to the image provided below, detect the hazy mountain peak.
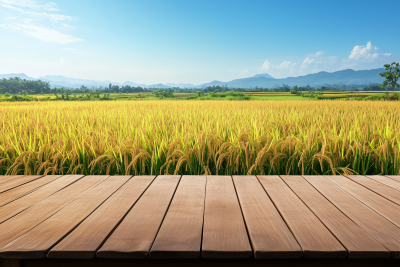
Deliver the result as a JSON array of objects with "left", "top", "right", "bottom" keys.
[{"left": 253, "top": 73, "right": 274, "bottom": 79}]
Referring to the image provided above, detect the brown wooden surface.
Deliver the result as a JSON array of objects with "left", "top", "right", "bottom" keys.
[
  {"left": 0, "top": 176, "right": 107, "bottom": 249},
  {"left": 0, "top": 174, "right": 400, "bottom": 264},
  {"left": 48, "top": 176, "right": 155, "bottom": 259},
  {"left": 325, "top": 175, "right": 400, "bottom": 228},
  {"left": 0, "top": 175, "right": 61, "bottom": 207},
  {"left": 303, "top": 175, "right": 400, "bottom": 258},
  {"left": 0, "top": 175, "right": 43, "bottom": 193},
  {"left": 386, "top": 176, "right": 400, "bottom": 183},
  {"left": 364, "top": 175, "right": 400, "bottom": 192},
  {"left": 20, "top": 258, "right": 400, "bottom": 267},
  {"left": 232, "top": 175, "right": 302, "bottom": 259},
  {"left": 345, "top": 175, "right": 400, "bottom": 205},
  {"left": 257, "top": 175, "right": 346, "bottom": 258},
  {"left": 281, "top": 175, "right": 389, "bottom": 258},
  {"left": 97, "top": 175, "right": 181, "bottom": 259},
  {"left": 201, "top": 176, "right": 252, "bottom": 259},
  {"left": 150, "top": 176, "right": 206, "bottom": 259},
  {"left": 0, "top": 175, "right": 84, "bottom": 224},
  {"left": 0, "top": 176, "right": 23, "bottom": 185},
  {"left": 0, "top": 176, "right": 130, "bottom": 259}
]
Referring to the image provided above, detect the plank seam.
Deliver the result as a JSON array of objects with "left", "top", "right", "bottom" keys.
[
  {"left": 89, "top": 176, "right": 157, "bottom": 255},
  {"left": 199, "top": 176, "right": 207, "bottom": 258},
  {"left": 0, "top": 175, "right": 86, "bottom": 225},
  {"left": 255, "top": 176, "right": 303, "bottom": 256},
  {"left": 0, "top": 176, "right": 109, "bottom": 249},
  {"left": 0, "top": 176, "right": 63, "bottom": 207},
  {"left": 40, "top": 176, "right": 134, "bottom": 257},
  {"left": 231, "top": 176, "right": 255, "bottom": 256},
  {"left": 345, "top": 175, "right": 400, "bottom": 206},
  {"left": 148, "top": 175, "right": 183, "bottom": 258},
  {"left": 279, "top": 176, "right": 350, "bottom": 254},
  {"left": 323, "top": 175, "right": 399, "bottom": 227}
]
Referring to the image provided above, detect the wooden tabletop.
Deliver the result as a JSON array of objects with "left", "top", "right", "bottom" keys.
[{"left": 0, "top": 174, "right": 400, "bottom": 264}]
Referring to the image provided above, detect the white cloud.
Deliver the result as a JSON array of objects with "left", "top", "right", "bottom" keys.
[
  {"left": 0, "top": 0, "right": 81, "bottom": 44},
  {"left": 241, "top": 69, "right": 248, "bottom": 74},
  {"left": 262, "top": 60, "right": 272, "bottom": 70},
  {"left": 60, "top": 23, "right": 75, "bottom": 30},
  {"left": 0, "top": 0, "right": 59, "bottom": 11},
  {"left": 1, "top": 23, "right": 83, "bottom": 43},
  {"left": 384, "top": 53, "right": 391, "bottom": 56},
  {"left": 60, "top": 58, "right": 64, "bottom": 63},
  {"left": 0, "top": 3, "right": 73, "bottom": 22},
  {"left": 276, "top": 61, "right": 295, "bottom": 69},
  {"left": 303, "top": 57, "right": 314, "bottom": 65},
  {"left": 348, "top": 41, "right": 379, "bottom": 60},
  {"left": 314, "top": 51, "right": 324, "bottom": 57}
]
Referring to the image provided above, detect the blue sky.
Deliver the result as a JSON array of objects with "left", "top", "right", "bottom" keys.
[{"left": 0, "top": 0, "right": 399, "bottom": 85}]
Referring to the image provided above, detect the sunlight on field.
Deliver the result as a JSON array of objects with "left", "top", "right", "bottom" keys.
[{"left": 0, "top": 100, "right": 399, "bottom": 175}]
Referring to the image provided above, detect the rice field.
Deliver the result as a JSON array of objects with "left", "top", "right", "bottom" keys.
[{"left": 0, "top": 100, "right": 399, "bottom": 176}]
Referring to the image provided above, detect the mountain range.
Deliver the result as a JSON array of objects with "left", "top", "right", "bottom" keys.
[{"left": 0, "top": 68, "right": 385, "bottom": 89}]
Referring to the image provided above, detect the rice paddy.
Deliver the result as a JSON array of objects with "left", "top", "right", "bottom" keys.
[{"left": 0, "top": 100, "right": 399, "bottom": 175}]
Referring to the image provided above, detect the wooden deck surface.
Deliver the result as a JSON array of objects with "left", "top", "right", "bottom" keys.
[{"left": 1, "top": 174, "right": 400, "bottom": 266}]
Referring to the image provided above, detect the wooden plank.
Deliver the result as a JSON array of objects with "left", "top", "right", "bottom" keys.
[
  {"left": 0, "top": 176, "right": 108, "bottom": 249},
  {"left": 0, "top": 176, "right": 22, "bottom": 185},
  {"left": 303, "top": 175, "right": 400, "bottom": 258},
  {"left": 386, "top": 176, "right": 400, "bottom": 183},
  {"left": 281, "top": 175, "right": 389, "bottom": 258},
  {"left": 257, "top": 175, "right": 346, "bottom": 258},
  {"left": 0, "top": 176, "right": 131, "bottom": 259},
  {"left": 0, "top": 176, "right": 62, "bottom": 207},
  {"left": 325, "top": 175, "right": 400, "bottom": 228},
  {"left": 345, "top": 175, "right": 400, "bottom": 206},
  {"left": 0, "top": 175, "right": 43, "bottom": 193},
  {"left": 232, "top": 175, "right": 302, "bottom": 259},
  {"left": 0, "top": 175, "right": 84, "bottom": 224},
  {"left": 364, "top": 175, "right": 400, "bottom": 192},
  {"left": 48, "top": 176, "right": 155, "bottom": 259},
  {"left": 201, "top": 176, "right": 252, "bottom": 259},
  {"left": 150, "top": 175, "right": 206, "bottom": 259},
  {"left": 97, "top": 175, "right": 181, "bottom": 259}
]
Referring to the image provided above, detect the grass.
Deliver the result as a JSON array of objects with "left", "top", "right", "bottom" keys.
[{"left": 0, "top": 100, "right": 399, "bottom": 176}]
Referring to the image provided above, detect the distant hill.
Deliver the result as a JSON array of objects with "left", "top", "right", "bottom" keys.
[
  {"left": 252, "top": 73, "right": 274, "bottom": 79},
  {"left": 0, "top": 68, "right": 386, "bottom": 89},
  {"left": 197, "top": 69, "right": 385, "bottom": 88}
]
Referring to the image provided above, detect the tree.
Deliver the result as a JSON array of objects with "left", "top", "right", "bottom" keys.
[{"left": 380, "top": 62, "right": 400, "bottom": 95}]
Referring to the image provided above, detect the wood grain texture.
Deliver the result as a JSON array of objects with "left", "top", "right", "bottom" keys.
[
  {"left": 345, "top": 175, "right": 400, "bottom": 206},
  {"left": 0, "top": 176, "right": 22, "bottom": 185},
  {"left": 303, "top": 175, "right": 400, "bottom": 258},
  {"left": 0, "top": 176, "right": 43, "bottom": 193},
  {"left": 281, "top": 175, "right": 389, "bottom": 258},
  {"left": 48, "top": 176, "right": 155, "bottom": 259},
  {"left": 0, "top": 176, "right": 130, "bottom": 259},
  {"left": 97, "top": 175, "right": 181, "bottom": 259},
  {"left": 0, "top": 176, "right": 61, "bottom": 207},
  {"left": 150, "top": 176, "right": 206, "bottom": 259},
  {"left": 0, "top": 175, "right": 84, "bottom": 224},
  {"left": 325, "top": 175, "right": 400, "bottom": 228},
  {"left": 232, "top": 175, "right": 302, "bottom": 259},
  {"left": 386, "top": 176, "right": 400, "bottom": 183},
  {"left": 0, "top": 176, "right": 107, "bottom": 249},
  {"left": 257, "top": 175, "right": 346, "bottom": 258},
  {"left": 363, "top": 175, "right": 400, "bottom": 192},
  {"left": 202, "top": 176, "right": 252, "bottom": 259}
]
